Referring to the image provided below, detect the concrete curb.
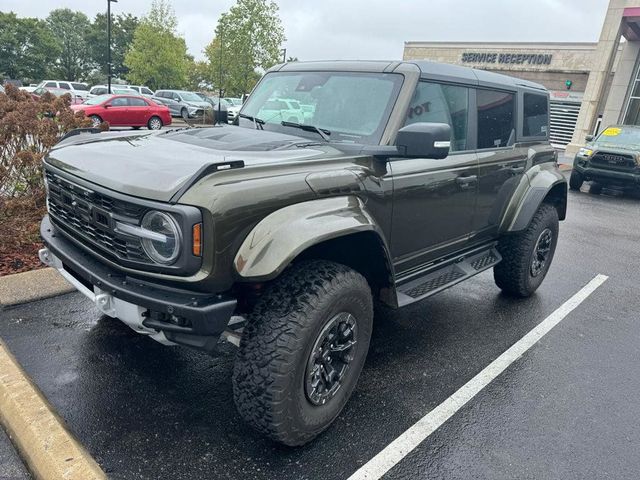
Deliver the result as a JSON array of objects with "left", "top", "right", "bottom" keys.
[
  {"left": 0, "top": 268, "right": 75, "bottom": 309},
  {"left": 0, "top": 340, "right": 107, "bottom": 480}
]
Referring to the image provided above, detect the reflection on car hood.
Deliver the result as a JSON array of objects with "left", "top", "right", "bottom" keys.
[{"left": 45, "top": 125, "right": 329, "bottom": 202}]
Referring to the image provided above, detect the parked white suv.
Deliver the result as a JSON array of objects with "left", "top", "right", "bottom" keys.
[
  {"left": 36, "top": 80, "right": 90, "bottom": 99},
  {"left": 125, "top": 85, "right": 155, "bottom": 98},
  {"left": 88, "top": 85, "right": 140, "bottom": 96}
]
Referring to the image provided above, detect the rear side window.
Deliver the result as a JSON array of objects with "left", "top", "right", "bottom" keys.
[
  {"left": 92, "top": 87, "right": 107, "bottom": 95},
  {"left": 477, "top": 89, "right": 515, "bottom": 149},
  {"left": 523, "top": 93, "right": 548, "bottom": 137},
  {"left": 141, "top": 88, "right": 153, "bottom": 95},
  {"left": 110, "top": 97, "right": 128, "bottom": 107},
  {"left": 128, "top": 97, "right": 148, "bottom": 107},
  {"left": 405, "top": 81, "right": 469, "bottom": 152},
  {"left": 45, "top": 82, "right": 56, "bottom": 88},
  {"left": 71, "top": 83, "right": 88, "bottom": 91},
  {"left": 59, "top": 82, "right": 70, "bottom": 90}
]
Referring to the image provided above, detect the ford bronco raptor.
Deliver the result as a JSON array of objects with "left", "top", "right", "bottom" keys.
[{"left": 39, "top": 60, "right": 567, "bottom": 446}]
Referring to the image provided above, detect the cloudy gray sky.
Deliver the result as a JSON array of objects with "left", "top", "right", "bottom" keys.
[{"left": 3, "top": 0, "right": 610, "bottom": 61}]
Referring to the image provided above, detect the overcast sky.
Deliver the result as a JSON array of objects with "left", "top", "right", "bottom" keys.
[{"left": 3, "top": 0, "right": 611, "bottom": 61}]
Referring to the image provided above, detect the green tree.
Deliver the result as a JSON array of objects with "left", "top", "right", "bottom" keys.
[
  {"left": 46, "top": 9, "right": 92, "bottom": 80},
  {"left": 124, "top": 0, "right": 190, "bottom": 90},
  {"left": 204, "top": 0, "right": 286, "bottom": 96},
  {"left": 0, "top": 12, "right": 59, "bottom": 83},
  {"left": 86, "top": 13, "right": 139, "bottom": 80}
]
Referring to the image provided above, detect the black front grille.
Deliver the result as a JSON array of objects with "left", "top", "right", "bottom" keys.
[
  {"left": 591, "top": 152, "right": 637, "bottom": 171},
  {"left": 45, "top": 169, "right": 150, "bottom": 264}
]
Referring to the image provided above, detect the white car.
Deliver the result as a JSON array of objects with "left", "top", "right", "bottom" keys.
[
  {"left": 256, "top": 98, "right": 305, "bottom": 124},
  {"left": 125, "top": 85, "right": 155, "bottom": 98},
  {"left": 36, "top": 80, "right": 90, "bottom": 99},
  {"left": 88, "top": 85, "right": 140, "bottom": 96}
]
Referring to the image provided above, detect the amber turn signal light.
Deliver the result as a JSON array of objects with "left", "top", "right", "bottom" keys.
[{"left": 192, "top": 223, "right": 202, "bottom": 257}]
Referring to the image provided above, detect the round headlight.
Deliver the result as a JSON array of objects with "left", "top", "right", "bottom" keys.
[{"left": 141, "top": 211, "right": 181, "bottom": 264}]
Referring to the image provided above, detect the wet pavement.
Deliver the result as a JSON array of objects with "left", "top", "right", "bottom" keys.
[
  {"left": 0, "top": 181, "right": 639, "bottom": 479},
  {"left": 0, "top": 429, "right": 29, "bottom": 479}
]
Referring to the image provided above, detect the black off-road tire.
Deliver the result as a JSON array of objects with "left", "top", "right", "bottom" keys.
[
  {"left": 590, "top": 182, "right": 603, "bottom": 195},
  {"left": 493, "top": 203, "right": 559, "bottom": 298},
  {"left": 232, "top": 260, "right": 373, "bottom": 446},
  {"left": 569, "top": 170, "right": 584, "bottom": 191}
]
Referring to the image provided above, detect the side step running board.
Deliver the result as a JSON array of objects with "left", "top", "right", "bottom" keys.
[{"left": 396, "top": 246, "right": 502, "bottom": 307}]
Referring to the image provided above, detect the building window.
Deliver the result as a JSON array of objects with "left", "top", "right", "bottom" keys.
[
  {"left": 477, "top": 89, "right": 515, "bottom": 149},
  {"left": 623, "top": 65, "right": 640, "bottom": 125},
  {"left": 523, "top": 93, "right": 549, "bottom": 137},
  {"left": 405, "top": 81, "right": 469, "bottom": 151}
]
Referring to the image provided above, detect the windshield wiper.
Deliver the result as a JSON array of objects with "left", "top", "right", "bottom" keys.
[
  {"left": 238, "top": 113, "right": 264, "bottom": 130},
  {"left": 281, "top": 121, "right": 331, "bottom": 142}
]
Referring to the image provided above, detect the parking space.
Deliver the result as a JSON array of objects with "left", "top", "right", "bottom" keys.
[{"left": 1, "top": 183, "right": 639, "bottom": 479}]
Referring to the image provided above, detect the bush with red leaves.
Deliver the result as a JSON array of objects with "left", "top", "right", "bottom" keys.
[{"left": 0, "top": 84, "right": 91, "bottom": 276}]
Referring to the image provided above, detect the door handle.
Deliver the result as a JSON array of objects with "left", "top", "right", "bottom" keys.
[
  {"left": 510, "top": 166, "right": 525, "bottom": 174},
  {"left": 456, "top": 175, "right": 477, "bottom": 190}
]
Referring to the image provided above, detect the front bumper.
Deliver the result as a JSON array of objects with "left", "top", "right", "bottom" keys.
[
  {"left": 41, "top": 215, "right": 237, "bottom": 353},
  {"left": 573, "top": 162, "right": 640, "bottom": 187}
]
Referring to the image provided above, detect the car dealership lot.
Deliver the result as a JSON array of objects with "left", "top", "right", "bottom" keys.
[{"left": 1, "top": 182, "right": 640, "bottom": 480}]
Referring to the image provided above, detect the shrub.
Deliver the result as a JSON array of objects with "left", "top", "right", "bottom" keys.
[{"left": 0, "top": 84, "right": 91, "bottom": 275}]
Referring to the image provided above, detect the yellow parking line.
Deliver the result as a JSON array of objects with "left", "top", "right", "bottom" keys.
[{"left": 0, "top": 339, "right": 106, "bottom": 480}]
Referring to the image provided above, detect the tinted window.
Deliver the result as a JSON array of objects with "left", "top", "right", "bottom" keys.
[
  {"left": 477, "top": 89, "right": 515, "bottom": 149},
  {"left": 156, "top": 91, "right": 166, "bottom": 98},
  {"left": 110, "top": 97, "right": 128, "bottom": 107},
  {"left": 141, "top": 88, "right": 153, "bottom": 95},
  {"left": 128, "top": 97, "right": 148, "bottom": 107},
  {"left": 523, "top": 93, "right": 548, "bottom": 137},
  {"left": 405, "top": 81, "right": 469, "bottom": 152},
  {"left": 242, "top": 71, "right": 403, "bottom": 144},
  {"left": 71, "top": 83, "right": 88, "bottom": 91},
  {"left": 92, "top": 87, "right": 107, "bottom": 95},
  {"left": 59, "top": 82, "right": 70, "bottom": 90},
  {"left": 45, "top": 82, "right": 56, "bottom": 88}
]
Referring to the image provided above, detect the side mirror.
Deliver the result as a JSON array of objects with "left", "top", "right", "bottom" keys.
[
  {"left": 104, "top": 103, "right": 111, "bottom": 108},
  {"left": 585, "top": 134, "right": 594, "bottom": 142},
  {"left": 396, "top": 122, "right": 451, "bottom": 159}
]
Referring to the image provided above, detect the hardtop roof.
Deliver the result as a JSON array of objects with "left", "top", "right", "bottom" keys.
[{"left": 276, "top": 60, "right": 547, "bottom": 93}]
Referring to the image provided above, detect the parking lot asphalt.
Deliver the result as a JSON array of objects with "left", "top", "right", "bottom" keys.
[
  {"left": 0, "top": 428, "right": 30, "bottom": 479},
  {"left": 1, "top": 179, "right": 639, "bottom": 479}
]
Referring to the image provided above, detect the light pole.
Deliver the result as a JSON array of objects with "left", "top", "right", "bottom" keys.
[
  {"left": 281, "top": 48, "right": 287, "bottom": 63},
  {"left": 107, "top": 0, "right": 118, "bottom": 94}
]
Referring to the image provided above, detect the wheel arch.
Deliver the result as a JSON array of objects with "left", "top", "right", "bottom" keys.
[
  {"left": 501, "top": 165, "right": 567, "bottom": 233},
  {"left": 234, "top": 196, "right": 396, "bottom": 305}
]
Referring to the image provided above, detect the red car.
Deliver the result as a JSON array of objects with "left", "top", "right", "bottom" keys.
[
  {"left": 31, "top": 87, "right": 84, "bottom": 105},
  {"left": 71, "top": 94, "right": 172, "bottom": 130}
]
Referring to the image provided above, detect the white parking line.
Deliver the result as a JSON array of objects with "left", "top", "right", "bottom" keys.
[{"left": 348, "top": 274, "right": 609, "bottom": 480}]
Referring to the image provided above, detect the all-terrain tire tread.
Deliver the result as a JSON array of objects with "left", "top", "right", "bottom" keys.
[
  {"left": 232, "top": 260, "right": 372, "bottom": 446},
  {"left": 493, "top": 203, "right": 558, "bottom": 298}
]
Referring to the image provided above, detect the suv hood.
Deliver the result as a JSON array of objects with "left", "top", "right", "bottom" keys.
[{"left": 45, "top": 126, "right": 330, "bottom": 202}]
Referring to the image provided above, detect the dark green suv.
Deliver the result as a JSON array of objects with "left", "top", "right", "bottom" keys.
[
  {"left": 571, "top": 125, "right": 640, "bottom": 193},
  {"left": 39, "top": 60, "right": 567, "bottom": 446}
]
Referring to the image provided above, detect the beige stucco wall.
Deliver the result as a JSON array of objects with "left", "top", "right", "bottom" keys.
[{"left": 403, "top": 42, "right": 598, "bottom": 74}]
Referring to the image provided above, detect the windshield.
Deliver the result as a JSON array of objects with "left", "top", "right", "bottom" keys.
[
  {"left": 240, "top": 71, "right": 404, "bottom": 144},
  {"left": 594, "top": 126, "right": 640, "bottom": 147},
  {"left": 180, "top": 92, "right": 204, "bottom": 102},
  {"left": 83, "top": 94, "right": 112, "bottom": 105}
]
